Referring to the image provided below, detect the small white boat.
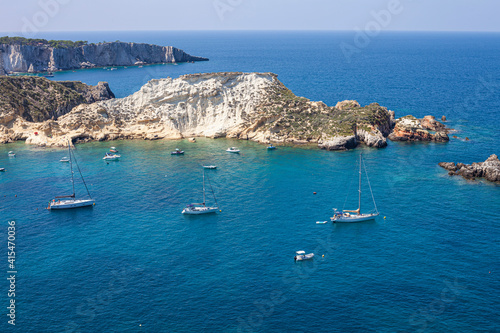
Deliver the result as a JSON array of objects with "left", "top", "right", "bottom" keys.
[
  {"left": 226, "top": 147, "right": 240, "bottom": 153},
  {"left": 171, "top": 148, "right": 184, "bottom": 155},
  {"left": 294, "top": 251, "right": 314, "bottom": 261},
  {"left": 0, "top": 168, "right": 5, "bottom": 172},
  {"left": 267, "top": 145, "right": 277, "bottom": 150},
  {"left": 60, "top": 157, "right": 70, "bottom": 162},
  {"left": 316, "top": 221, "right": 328, "bottom": 224},
  {"left": 110, "top": 67, "right": 117, "bottom": 71},
  {"left": 8, "top": 151, "right": 15, "bottom": 157},
  {"left": 110, "top": 147, "right": 118, "bottom": 153},
  {"left": 182, "top": 169, "right": 219, "bottom": 215},
  {"left": 203, "top": 165, "right": 217, "bottom": 169},
  {"left": 103, "top": 153, "right": 121, "bottom": 160}
]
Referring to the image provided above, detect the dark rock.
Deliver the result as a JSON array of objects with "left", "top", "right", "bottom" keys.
[
  {"left": 439, "top": 154, "right": 500, "bottom": 183},
  {"left": 438, "top": 162, "right": 457, "bottom": 171},
  {"left": 0, "top": 76, "right": 114, "bottom": 122},
  {"left": 434, "top": 131, "right": 449, "bottom": 142}
]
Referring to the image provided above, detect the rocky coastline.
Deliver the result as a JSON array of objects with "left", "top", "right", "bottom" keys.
[
  {"left": 388, "top": 115, "right": 449, "bottom": 142},
  {"left": 0, "top": 40, "right": 208, "bottom": 74},
  {"left": 0, "top": 72, "right": 450, "bottom": 151},
  {"left": 439, "top": 155, "right": 500, "bottom": 183}
]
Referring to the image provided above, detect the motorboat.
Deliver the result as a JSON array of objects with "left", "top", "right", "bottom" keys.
[
  {"left": 203, "top": 165, "right": 217, "bottom": 169},
  {"left": 294, "top": 251, "right": 314, "bottom": 261},
  {"left": 171, "top": 148, "right": 184, "bottom": 155},
  {"left": 226, "top": 147, "right": 240, "bottom": 153},
  {"left": 109, "top": 147, "right": 118, "bottom": 153},
  {"left": 8, "top": 151, "right": 15, "bottom": 157},
  {"left": 60, "top": 157, "right": 70, "bottom": 162},
  {"left": 103, "top": 153, "right": 121, "bottom": 160},
  {"left": 0, "top": 168, "right": 5, "bottom": 172},
  {"left": 267, "top": 145, "right": 277, "bottom": 150}
]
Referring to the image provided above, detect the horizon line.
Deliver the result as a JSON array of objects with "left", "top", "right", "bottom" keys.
[{"left": 1, "top": 29, "right": 500, "bottom": 35}]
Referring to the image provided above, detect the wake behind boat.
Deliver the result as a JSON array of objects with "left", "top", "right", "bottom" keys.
[
  {"left": 49, "top": 141, "right": 94, "bottom": 210},
  {"left": 182, "top": 169, "right": 219, "bottom": 215},
  {"left": 331, "top": 154, "right": 379, "bottom": 223},
  {"left": 103, "top": 152, "right": 121, "bottom": 160}
]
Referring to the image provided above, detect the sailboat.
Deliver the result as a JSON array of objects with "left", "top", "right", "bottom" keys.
[
  {"left": 331, "top": 154, "right": 379, "bottom": 223},
  {"left": 49, "top": 141, "right": 94, "bottom": 210},
  {"left": 182, "top": 169, "right": 219, "bottom": 215}
]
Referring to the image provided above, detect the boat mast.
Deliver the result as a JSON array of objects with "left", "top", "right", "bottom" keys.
[
  {"left": 69, "top": 140, "right": 75, "bottom": 197},
  {"left": 202, "top": 169, "right": 206, "bottom": 207},
  {"left": 358, "top": 154, "right": 362, "bottom": 214}
]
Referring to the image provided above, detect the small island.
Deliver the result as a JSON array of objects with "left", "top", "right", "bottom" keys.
[
  {"left": 0, "top": 37, "right": 208, "bottom": 75},
  {"left": 0, "top": 72, "right": 450, "bottom": 150}
]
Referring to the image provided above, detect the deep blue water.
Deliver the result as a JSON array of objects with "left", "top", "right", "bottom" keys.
[{"left": 1, "top": 31, "right": 499, "bottom": 332}]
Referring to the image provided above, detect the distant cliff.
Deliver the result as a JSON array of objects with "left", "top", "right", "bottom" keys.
[{"left": 0, "top": 39, "right": 208, "bottom": 74}]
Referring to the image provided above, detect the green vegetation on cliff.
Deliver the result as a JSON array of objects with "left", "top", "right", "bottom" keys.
[
  {"left": 257, "top": 82, "right": 391, "bottom": 141},
  {"left": 0, "top": 36, "right": 88, "bottom": 48},
  {"left": 0, "top": 76, "right": 113, "bottom": 122}
]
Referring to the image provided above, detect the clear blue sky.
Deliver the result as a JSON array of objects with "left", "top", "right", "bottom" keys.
[{"left": 1, "top": 0, "right": 499, "bottom": 33}]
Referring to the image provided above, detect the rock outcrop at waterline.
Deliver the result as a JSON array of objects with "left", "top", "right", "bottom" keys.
[
  {"left": 0, "top": 76, "right": 114, "bottom": 142},
  {"left": 439, "top": 154, "right": 500, "bottom": 183},
  {"left": 388, "top": 115, "right": 449, "bottom": 142},
  {"left": 0, "top": 41, "right": 208, "bottom": 74},
  {"left": 0, "top": 72, "right": 395, "bottom": 149}
]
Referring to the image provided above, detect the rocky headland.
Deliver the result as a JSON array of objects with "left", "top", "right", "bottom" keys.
[
  {"left": 0, "top": 72, "right": 450, "bottom": 150},
  {"left": 0, "top": 76, "right": 114, "bottom": 143},
  {"left": 0, "top": 37, "right": 208, "bottom": 74},
  {"left": 439, "top": 155, "right": 500, "bottom": 183},
  {"left": 388, "top": 115, "right": 449, "bottom": 142}
]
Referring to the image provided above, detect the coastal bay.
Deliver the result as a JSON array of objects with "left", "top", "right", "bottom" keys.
[{"left": 0, "top": 31, "right": 499, "bottom": 332}]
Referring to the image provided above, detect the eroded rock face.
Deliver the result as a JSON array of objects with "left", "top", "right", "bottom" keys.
[
  {"left": 0, "top": 42, "right": 208, "bottom": 74},
  {"left": 0, "top": 76, "right": 114, "bottom": 123},
  {"left": 439, "top": 154, "right": 500, "bottom": 183},
  {"left": 0, "top": 72, "right": 395, "bottom": 150},
  {"left": 389, "top": 115, "right": 449, "bottom": 142}
]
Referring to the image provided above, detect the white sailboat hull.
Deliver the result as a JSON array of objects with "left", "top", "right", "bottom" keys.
[
  {"left": 50, "top": 199, "right": 94, "bottom": 210},
  {"left": 182, "top": 206, "right": 219, "bottom": 215},
  {"left": 331, "top": 213, "right": 379, "bottom": 223}
]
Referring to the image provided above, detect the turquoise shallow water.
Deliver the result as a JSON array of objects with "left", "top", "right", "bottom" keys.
[{"left": 1, "top": 31, "right": 500, "bottom": 332}]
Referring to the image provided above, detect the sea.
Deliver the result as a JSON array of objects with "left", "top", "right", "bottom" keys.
[{"left": 0, "top": 31, "right": 499, "bottom": 333}]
